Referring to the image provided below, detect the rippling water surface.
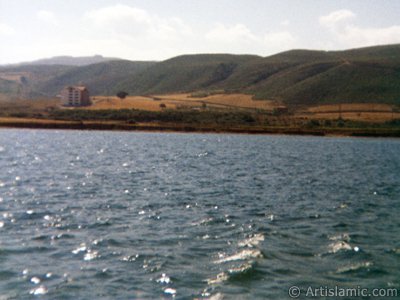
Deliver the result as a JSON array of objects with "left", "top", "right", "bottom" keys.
[{"left": 0, "top": 129, "right": 399, "bottom": 299}]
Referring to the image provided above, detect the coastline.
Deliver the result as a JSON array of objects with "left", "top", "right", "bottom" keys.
[{"left": 1, "top": 117, "right": 400, "bottom": 137}]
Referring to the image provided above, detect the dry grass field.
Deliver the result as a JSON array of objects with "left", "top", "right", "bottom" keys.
[
  {"left": 1, "top": 94, "right": 399, "bottom": 124},
  {"left": 0, "top": 98, "right": 59, "bottom": 116},
  {"left": 0, "top": 117, "right": 75, "bottom": 124},
  {"left": 305, "top": 103, "right": 393, "bottom": 113},
  {"left": 89, "top": 96, "right": 163, "bottom": 111},
  {"left": 295, "top": 103, "right": 400, "bottom": 122},
  {"left": 154, "top": 93, "right": 280, "bottom": 110},
  {"left": 0, "top": 71, "right": 30, "bottom": 82},
  {"left": 90, "top": 93, "right": 281, "bottom": 112},
  {"left": 89, "top": 95, "right": 400, "bottom": 122},
  {"left": 1, "top": 94, "right": 400, "bottom": 137}
]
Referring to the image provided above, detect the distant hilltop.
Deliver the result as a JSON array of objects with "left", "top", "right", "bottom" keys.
[{"left": 12, "top": 55, "right": 122, "bottom": 67}]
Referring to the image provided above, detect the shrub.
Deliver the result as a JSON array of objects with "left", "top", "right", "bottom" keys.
[
  {"left": 337, "top": 118, "right": 345, "bottom": 127},
  {"left": 116, "top": 91, "right": 129, "bottom": 99},
  {"left": 190, "top": 91, "right": 209, "bottom": 98},
  {"left": 307, "top": 119, "right": 320, "bottom": 127}
]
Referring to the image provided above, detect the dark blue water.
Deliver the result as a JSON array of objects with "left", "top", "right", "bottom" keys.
[{"left": 0, "top": 129, "right": 399, "bottom": 299}]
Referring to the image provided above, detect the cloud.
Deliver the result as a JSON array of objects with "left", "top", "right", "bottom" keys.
[
  {"left": 320, "top": 9, "right": 400, "bottom": 48},
  {"left": 338, "top": 25, "right": 400, "bottom": 47},
  {"left": 84, "top": 4, "right": 191, "bottom": 40},
  {"left": 73, "top": 4, "right": 198, "bottom": 60},
  {"left": 5, "top": 4, "right": 300, "bottom": 63},
  {"left": 0, "top": 23, "right": 15, "bottom": 36},
  {"left": 263, "top": 31, "right": 296, "bottom": 46},
  {"left": 36, "top": 10, "right": 59, "bottom": 26},
  {"left": 319, "top": 9, "right": 355, "bottom": 29},
  {"left": 206, "top": 23, "right": 258, "bottom": 43},
  {"left": 85, "top": 5, "right": 150, "bottom": 26},
  {"left": 280, "top": 20, "right": 290, "bottom": 27},
  {"left": 205, "top": 23, "right": 297, "bottom": 55}
]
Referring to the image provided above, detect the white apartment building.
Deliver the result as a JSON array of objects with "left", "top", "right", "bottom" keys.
[{"left": 60, "top": 86, "right": 91, "bottom": 106}]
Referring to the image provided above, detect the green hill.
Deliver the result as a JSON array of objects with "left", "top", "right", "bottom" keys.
[
  {"left": 1, "top": 44, "right": 400, "bottom": 106},
  {"left": 247, "top": 45, "right": 400, "bottom": 104},
  {"left": 0, "top": 78, "right": 20, "bottom": 97},
  {"left": 0, "top": 64, "right": 75, "bottom": 98},
  {"left": 255, "top": 61, "right": 400, "bottom": 105},
  {"left": 0, "top": 61, "right": 155, "bottom": 98},
  {"left": 113, "top": 54, "right": 261, "bottom": 95},
  {"left": 37, "top": 60, "right": 155, "bottom": 96},
  {"left": 109, "top": 44, "right": 400, "bottom": 106}
]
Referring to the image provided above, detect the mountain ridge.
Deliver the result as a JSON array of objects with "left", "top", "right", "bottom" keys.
[
  {"left": 1, "top": 44, "right": 400, "bottom": 106},
  {"left": 4, "top": 55, "right": 123, "bottom": 67}
]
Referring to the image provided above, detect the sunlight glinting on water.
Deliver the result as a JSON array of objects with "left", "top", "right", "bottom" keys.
[{"left": 0, "top": 130, "right": 399, "bottom": 299}]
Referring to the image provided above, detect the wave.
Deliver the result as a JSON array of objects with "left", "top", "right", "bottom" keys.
[
  {"left": 336, "top": 261, "right": 373, "bottom": 273},
  {"left": 238, "top": 233, "right": 265, "bottom": 248},
  {"left": 328, "top": 241, "right": 353, "bottom": 253},
  {"left": 215, "top": 249, "right": 263, "bottom": 264}
]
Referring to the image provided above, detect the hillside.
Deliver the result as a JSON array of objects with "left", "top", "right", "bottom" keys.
[
  {"left": 37, "top": 60, "right": 156, "bottom": 96},
  {"left": 0, "top": 64, "right": 75, "bottom": 98},
  {"left": 111, "top": 44, "right": 400, "bottom": 106},
  {"left": 253, "top": 60, "right": 400, "bottom": 105},
  {"left": 247, "top": 45, "right": 400, "bottom": 104},
  {"left": 0, "top": 78, "right": 20, "bottom": 96},
  {"left": 1, "top": 44, "right": 400, "bottom": 106},
  {"left": 113, "top": 54, "right": 261, "bottom": 95},
  {"left": 0, "top": 61, "right": 155, "bottom": 98}
]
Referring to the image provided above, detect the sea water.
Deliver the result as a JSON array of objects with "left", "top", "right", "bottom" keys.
[{"left": 0, "top": 129, "right": 399, "bottom": 299}]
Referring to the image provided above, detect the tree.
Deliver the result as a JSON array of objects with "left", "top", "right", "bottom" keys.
[{"left": 117, "top": 91, "right": 129, "bottom": 99}]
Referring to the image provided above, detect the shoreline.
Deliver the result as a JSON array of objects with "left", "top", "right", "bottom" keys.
[{"left": 0, "top": 117, "right": 400, "bottom": 137}]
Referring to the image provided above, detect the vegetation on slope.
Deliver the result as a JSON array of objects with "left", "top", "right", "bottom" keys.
[
  {"left": 0, "top": 78, "right": 20, "bottom": 96},
  {"left": 0, "top": 61, "right": 155, "bottom": 98},
  {"left": 1, "top": 44, "right": 400, "bottom": 107},
  {"left": 37, "top": 60, "right": 155, "bottom": 96},
  {"left": 111, "top": 44, "right": 400, "bottom": 106},
  {"left": 0, "top": 64, "right": 75, "bottom": 98},
  {"left": 113, "top": 54, "right": 260, "bottom": 95}
]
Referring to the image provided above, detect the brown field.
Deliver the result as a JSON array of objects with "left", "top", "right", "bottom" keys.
[
  {"left": 89, "top": 96, "right": 168, "bottom": 111},
  {"left": 153, "top": 93, "right": 280, "bottom": 110},
  {"left": 1, "top": 94, "right": 399, "bottom": 124},
  {"left": 1, "top": 95, "right": 400, "bottom": 137},
  {"left": 90, "top": 93, "right": 280, "bottom": 111},
  {"left": 0, "top": 72, "right": 30, "bottom": 83},
  {"left": 305, "top": 103, "right": 393, "bottom": 113},
  {"left": 89, "top": 95, "right": 400, "bottom": 122},
  {"left": 295, "top": 103, "right": 400, "bottom": 122},
  {"left": 0, "top": 98, "right": 59, "bottom": 116},
  {"left": 0, "top": 117, "right": 75, "bottom": 124}
]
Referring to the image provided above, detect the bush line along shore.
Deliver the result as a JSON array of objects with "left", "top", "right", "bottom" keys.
[{"left": 1, "top": 108, "right": 400, "bottom": 137}]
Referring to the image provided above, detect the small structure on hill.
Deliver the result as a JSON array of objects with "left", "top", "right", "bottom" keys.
[{"left": 60, "top": 86, "right": 91, "bottom": 106}]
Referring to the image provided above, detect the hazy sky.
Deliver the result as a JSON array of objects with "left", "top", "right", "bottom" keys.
[{"left": 1, "top": 0, "right": 400, "bottom": 64}]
